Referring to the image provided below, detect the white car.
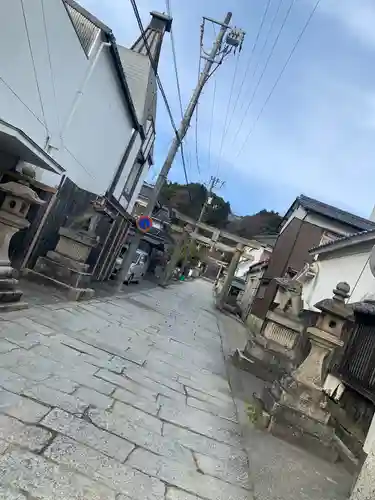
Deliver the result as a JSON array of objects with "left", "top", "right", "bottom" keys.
[{"left": 113, "top": 249, "right": 149, "bottom": 285}]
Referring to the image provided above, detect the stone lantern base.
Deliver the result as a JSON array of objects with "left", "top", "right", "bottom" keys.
[
  {"left": 26, "top": 227, "right": 97, "bottom": 301},
  {"left": 0, "top": 271, "right": 28, "bottom": 313},
  {"left": 258, "top": 372, "right": 340, "bottom": 462},
  {"left": 240, "top": 308, "right": 304, "bottom": 381}
]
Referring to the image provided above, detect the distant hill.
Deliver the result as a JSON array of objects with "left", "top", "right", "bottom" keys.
[
  {"left": 159, "top": 182, "right": 282, "bottom": 238},
  {"left": 225, "top": 210, "right": 282, "bottom": 239}
]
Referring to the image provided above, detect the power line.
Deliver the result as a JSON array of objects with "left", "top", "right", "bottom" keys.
[
  {"left": 194, "top": 36, "right": 202, "bottom": 175},
  {"left": 216, "top": 50, "right": 240, "bottom": 177},
  {"left": 228, "top": 0, "right": 296, "bottom": 151},
  {"left": 251, "top": 0, "right": 285, "bottom": 83},
  {"left": 165, "top": 0, "right": 192, "bottom": 194},
  {"left": 129, "top": 0, "right": 192, "bottom": 189},
  {"left": 130, "top": 0, "right": 178, "bottom": 130},
  {"left": 235, "top": 0, "right": 322, "bottom": 159},
  {"left": 208, "top": 79, "right": 217, "bottom": 174},
  {"left": 20, "top": 0, "right": 48, "bottom": 131},
  {"left": 41, "top": 0, "right": 61, "bottom": 140},
  {"left": 224, "top": 0, "right": 273, "bottom": 137},
  {"left": 165, "top": 0, "right": 183, "bottom": 118}
]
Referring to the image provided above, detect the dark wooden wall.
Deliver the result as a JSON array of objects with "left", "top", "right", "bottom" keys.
[{"left": 251, "top": 217, "right": 324, "bottom": 319}]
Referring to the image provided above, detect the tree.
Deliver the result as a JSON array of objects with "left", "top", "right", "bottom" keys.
[{"left": 159, "top": 181, "right": 281, "bottom": 237}]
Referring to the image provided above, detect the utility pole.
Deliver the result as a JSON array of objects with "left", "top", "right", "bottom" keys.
[
  {"left": 115, "top": 12, "right": 245, "bottom": 290},
  {"left": 173, "top": 176, "right": 223, "bottom": 285},
  {"left": 195, "top": 176, "right": 224, "bottom": 229}
]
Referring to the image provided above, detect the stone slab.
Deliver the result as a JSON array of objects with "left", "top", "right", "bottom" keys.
[
  {"left": 0, "top": 389, "right": 50, "bottom": 423},
  {"left": 159, "top": 404, "right": 242, "bottom": 447},
  {"left": 41, "top": 408, "right": 134, "bottom": 462},
  {"left": 127, "top": 447, "right": 252, "bottom": 500},
  {"left": 45, "top": 434, "right": 165, "bottom": 500},
  {"left": 0, "top": 414, "right": 52, "bottom": 452},
  {"left": 163, "top": 423, "right": 246, "bottom": 462},
  {"left": 112, "top": 400, "right": 162, "bottom": 434},
  {"left": 113, "top": 387, "right": 159, "bottom": 415},
  {"left": 88, "top": 407, "right": 194, "bottom": 466},
  {"left": 0, "top": 448, "right": 115, "bottom": 499}
]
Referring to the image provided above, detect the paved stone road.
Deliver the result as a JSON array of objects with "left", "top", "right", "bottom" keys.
[{"left": 0, "top": 279, "right": 352, "bottom": 499}]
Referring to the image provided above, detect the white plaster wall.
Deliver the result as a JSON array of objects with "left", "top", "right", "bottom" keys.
[
  {"left": 235, "top": 248, "right": 271, "bottom": 278},
  {"left": 126, "top": 163, "right": 150, "bottom": 214},
  {"left": 304, "top": 213, "right": 358, "bottom": 236},
  {"left": 113, "top": 133, "right": 142, "bottom": 201},
  {"left": 279, "top": 206, "right": 307, "bottom": 233},
  {"left": 0, "top": 0, "right": 134, "bottom": 197},
  {"left": 302, "top": 250, "right": 375, "bottom": 310}
]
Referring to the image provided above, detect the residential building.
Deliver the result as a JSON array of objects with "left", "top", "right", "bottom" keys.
[
  {"left": 248, "top": 195, "right": 375, "bottom": 332},
  {"left": 302, "top": 229, "right": 375, "bottom": 310},
  {"left": 0, "top": 0, "right": 171, "bottom": 282},
  {"left": 128, "top": 182, "right": 174, "bottom": 257}
]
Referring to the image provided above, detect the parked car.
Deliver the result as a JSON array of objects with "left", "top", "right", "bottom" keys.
[{"left": 112, "top": 249, "right": 150, "bottom": 284}]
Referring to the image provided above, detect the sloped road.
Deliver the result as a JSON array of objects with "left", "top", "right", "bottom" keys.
[{"left": 0, "top": 279, "right": 351, "bottom": 499}]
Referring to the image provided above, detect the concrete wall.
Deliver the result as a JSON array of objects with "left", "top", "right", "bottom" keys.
[
  {"left": 302, "top": 247, "right": 375, "bottom": 310},
  {"left": 0, "top": 0, "right": 134, "bottom": 197}
]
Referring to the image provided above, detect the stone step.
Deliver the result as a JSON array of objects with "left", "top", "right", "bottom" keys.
[
  {"left": 0, "top": 301, "right": 28, "bottom": 313},
  {"left": 0, "top": 278, "right": 19, "bottom": 290},
  {"left": 0, "top": 290, "right": 23, "bottom": 303},
  {"left": 333, "top": 434, "right": 363, "bottom": 474}
]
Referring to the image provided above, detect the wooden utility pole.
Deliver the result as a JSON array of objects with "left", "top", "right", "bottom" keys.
[{"left": 115, "top": 13, "right": 244, "bottom": 290}]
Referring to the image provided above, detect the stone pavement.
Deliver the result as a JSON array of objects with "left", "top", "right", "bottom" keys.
[{"left": 0, "top": 279, "right": 352, "bottom": 499}]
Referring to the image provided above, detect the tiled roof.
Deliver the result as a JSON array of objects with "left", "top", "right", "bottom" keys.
[
  {"left": 309, "top": 228, "right": 375, "bottom": 253},
  {"left": 297, "top": 195, "right": 375, "bottom": 232}
]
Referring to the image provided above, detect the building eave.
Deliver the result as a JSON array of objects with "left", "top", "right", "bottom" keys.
[
  {"left": 0, "top": 119, "right": 64, "bottom": 174},
  {"left": 309, "top": 229, "right": 375, "bottom": 257}
]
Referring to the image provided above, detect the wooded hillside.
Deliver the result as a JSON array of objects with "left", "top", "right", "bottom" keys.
[{"left": 159, "top": 182, "right": 282, "bottom": 238}]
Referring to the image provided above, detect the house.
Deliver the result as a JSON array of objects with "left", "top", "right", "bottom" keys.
[
  {"left": 0, "top": 0, "right": 171, "bottom": 283},
  {"left": 302, "top": 229, "right": 375, "bottom": 310},
  {"left": 239, "top": 259, "right": 269, "bottom": 321},
  {"left": 235, "top": 241, "right": 274, "bottom": 278},
  {"left": 127, "top": 182, "right": 174, "bottom": 258},
  {"left": 248, "top": 194, "right": 375, "bottom": 332}
]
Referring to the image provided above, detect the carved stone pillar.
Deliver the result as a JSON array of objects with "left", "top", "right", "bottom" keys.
[
  {"left": 234, "top": 278, "right": 305, "bottom": 381},
  {"left": 0, "top": 173, "right": 44, "bottom": 311},
  {"left": 261, "top": 282, "right": 352, "bottom": 461}
]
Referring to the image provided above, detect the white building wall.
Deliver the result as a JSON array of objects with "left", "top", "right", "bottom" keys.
[
  {"left": 0, "top": 0, "right": 134, "bottom": 197},
  {"left": 235, "top": 248, "right": 269, "bottom": 278},
  {"left": 280, "top": 206, "right": 307, "bottom": 233},
  {"left": 126, "top": 163, "right": 150, "bottom": 214},
  {"left": 302, "top": 250, "right": 375, "bottom": 310}
]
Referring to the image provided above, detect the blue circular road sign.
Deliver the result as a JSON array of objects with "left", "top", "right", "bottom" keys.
[{"left": 136, "top": 215, "right": 153, "bottom": 233}]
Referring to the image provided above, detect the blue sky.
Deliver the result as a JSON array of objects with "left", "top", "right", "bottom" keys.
[{"left": 80, "top": 0, "right": 375, "bottom": 218}]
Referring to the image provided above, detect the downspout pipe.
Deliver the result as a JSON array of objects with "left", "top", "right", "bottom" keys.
[{"left": 61, "top": 41, "right": 111, "bottom": 138}]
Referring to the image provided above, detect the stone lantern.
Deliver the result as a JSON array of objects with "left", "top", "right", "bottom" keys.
[
  {"left": 260, "top": 282, "right": 352, "bottom": 461},
  {"left": 236, "top": 277, "right": 305, "bottom": 381},
  {"left": 0, "top": 173, "right": 44, "bottom": 311},
  {"left": 29, "top": 211, "right": 100, "bottom": 301}
]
